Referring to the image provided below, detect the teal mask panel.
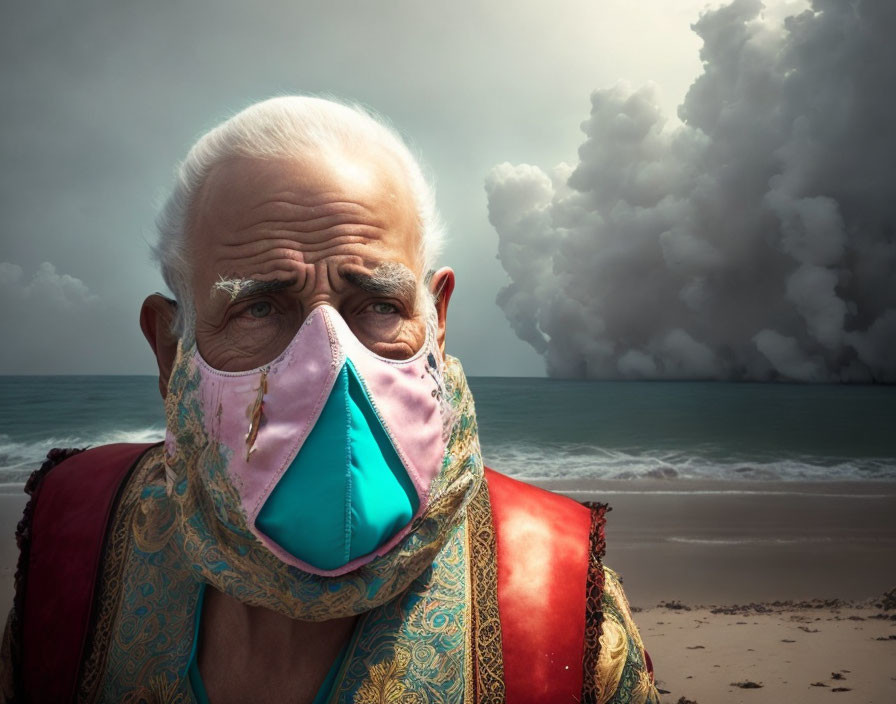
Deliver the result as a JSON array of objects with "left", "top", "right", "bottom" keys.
[{"left": 256, "top": 359, "right": 420, "bottom": 572}]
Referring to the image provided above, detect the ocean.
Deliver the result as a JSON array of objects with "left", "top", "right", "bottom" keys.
[{"left": 1, "top": 375, "right": 895, "bottom": 487}]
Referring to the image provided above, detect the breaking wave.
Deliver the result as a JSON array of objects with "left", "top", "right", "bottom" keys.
[
  {"left": 2, "top": 433, "right": 895, "bottom": 489},
  {"left": 485, "top": 442, "right": 896, "bottom": 482},
  {"left": 0, "top": 427, "right": 165, "bottom": 485}
]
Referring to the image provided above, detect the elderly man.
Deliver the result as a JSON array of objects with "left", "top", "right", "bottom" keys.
[{"left": 2, "top": 97, "right": 658, "bottom": 703}]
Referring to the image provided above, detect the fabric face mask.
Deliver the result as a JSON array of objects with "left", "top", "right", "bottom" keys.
[{"left": 182, "top": 305, "right": 449, "bottom": 576}]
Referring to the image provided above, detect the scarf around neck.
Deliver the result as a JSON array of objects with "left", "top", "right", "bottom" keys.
[{"left": 160, "top": 340, "right": 484, "bottom": 621}]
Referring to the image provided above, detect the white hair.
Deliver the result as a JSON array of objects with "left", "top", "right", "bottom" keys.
[{"left": 153, "top": 95, "right": 446, "bottom": 340}]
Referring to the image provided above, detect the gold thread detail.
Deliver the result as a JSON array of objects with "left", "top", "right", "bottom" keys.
[
  {"left": 352, "top": 646, "right": 422, "bottom": 704},
  {"left": 77, "top": 445, "right": 166, "bottom": 703},
  {"left": 582, "top": 503, "right": 609, "bottom": 704},
  {"left": 245, "top": 368, "right": 268, "bottom": 461},
  {"left": 467, "top": 480, "right": 505, "bottom": 702}
]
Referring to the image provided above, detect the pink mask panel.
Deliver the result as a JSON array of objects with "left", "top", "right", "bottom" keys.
[{"left": 186, "top": 305, "right": 448, "bottom": 575}]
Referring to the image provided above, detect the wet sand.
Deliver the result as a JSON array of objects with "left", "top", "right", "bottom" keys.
[{"left": 536, "top": 478, "right": 896, "bottom": 605}]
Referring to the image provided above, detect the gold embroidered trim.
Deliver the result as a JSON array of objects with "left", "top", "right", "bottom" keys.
[
  {"left": 466, "top": 481, "right": 505, "bottom": 703},
  {"left": 604, "top": 567, "right": 649, "bottom": 659},
  {"left": 352, "top": 646, "right": 422, "bottom": 704},
  {"left": 463, "top": 510, "right": 475, "bottom": 704},
  {"left": 581, "top": 502, "right": 609, "bottom": 704},
  {"left": 595, "top": 616, "right": 628, "bottom": 704},
  {"left": 596, "top": 568, "right": 660, "bottom": 704},
  {"left": 76, "top": 445, "right": 166, "bottom": 703}
]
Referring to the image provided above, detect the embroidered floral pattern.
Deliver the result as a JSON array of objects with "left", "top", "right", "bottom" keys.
[
  {"left": 594, "top": 568, "right": 661, "bottom": 704},
  {"left": 85, "top": 352, "right": 483, "bottom": 700},
  {"left": 352, "top": 647, "right": 421, "bottom": 704},
  {"left": 158, "top": 344, "right": 483, "bottom": 622},
  {"left": 334, "top": 519, "right": 471, "bottom": 703}
]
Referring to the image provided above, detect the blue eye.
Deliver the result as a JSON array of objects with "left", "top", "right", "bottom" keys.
[
  {"left": 371, "top": 302, "right": 398, "bottom": 315},
  {"left": 248, "top": 301, "right": 272, "bottom": 318}
]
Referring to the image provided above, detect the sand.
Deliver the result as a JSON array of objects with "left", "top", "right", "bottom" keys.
[
  {"left": 642, "top": 602, "right": 896, "bottom": 704},
  {"left": 1, "top": 479, "right": 894, "bottom": 700},
  {"left": 535, "top": 478, "right": 896, "bottom": 605},
  {"left": 0, "top": 493, "right": 24, "bottom": 616}
]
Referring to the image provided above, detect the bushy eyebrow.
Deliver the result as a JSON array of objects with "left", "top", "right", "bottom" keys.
[
  {"left": 212, "top": 276, "right": 296, "bottom": 303},
  {"left": 343, "top": 263, "right": 418, "bottom": 300}
]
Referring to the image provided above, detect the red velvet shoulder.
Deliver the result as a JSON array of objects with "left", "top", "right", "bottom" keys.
[
  {"left": 484, "top": 467, "right": 594, "bottom": 704},
  {"left": 484, "top": 467, "right": 591, "bottom": 525},
  {"left": 17, "top": 443, "right": 158, "bottom": 703}
]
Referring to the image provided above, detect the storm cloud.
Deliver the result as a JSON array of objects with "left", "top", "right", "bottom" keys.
[{"left": 486, "top": 0, "right": 896, "bottom": 382}]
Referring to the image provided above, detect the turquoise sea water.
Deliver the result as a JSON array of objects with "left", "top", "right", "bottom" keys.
[{"left": 1, "top": 375, "right": 895, "bottom": 485}]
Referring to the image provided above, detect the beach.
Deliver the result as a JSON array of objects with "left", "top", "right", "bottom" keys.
[
  {"left": 2, "top": 476, "right": 894, "bottom": 700},
  {"left": 0, "top": 494, "right": 22, "bottom": 616},
  {"left": 638, "top": 602, "right": 896, "bottom": 703},
  {"left": 541, "top": 478, "right": 896, "bottom": 605},
  {"left": 544, "top": 478, "right": 896, "bottom": 702}
]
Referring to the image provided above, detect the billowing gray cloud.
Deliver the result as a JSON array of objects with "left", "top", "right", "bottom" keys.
[{"left": 486, "top": 0, "right": 896, "bottom": 382}]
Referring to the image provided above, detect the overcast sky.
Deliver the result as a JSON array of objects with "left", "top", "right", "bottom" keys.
[{"left": 2, "top": 0, "right": 891, "bottom": 380}]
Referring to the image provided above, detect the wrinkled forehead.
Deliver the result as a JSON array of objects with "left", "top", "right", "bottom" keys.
[{"left": 187, "top": 147, "right": 423, "bottom": 273}]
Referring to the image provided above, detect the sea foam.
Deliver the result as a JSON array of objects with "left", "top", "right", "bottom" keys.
[
  {"left": 483, "top": 442, "right": 896, "bottom": 482},
  {"left": 0, "top": 427, "right": 165, "bottom": 484}
]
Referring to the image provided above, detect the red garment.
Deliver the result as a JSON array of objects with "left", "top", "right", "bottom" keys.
[
  {"left": 14, "top": 445, "right": 608, "bottom": 703},
  {"left": 486, "top": 468, "right": 593, "bottom": 703},
  {"left": 17, "top": 444, "right": 156, "bottom": 703}
]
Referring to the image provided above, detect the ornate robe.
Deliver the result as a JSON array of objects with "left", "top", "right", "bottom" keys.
[{"left": 2, "top": 444, "right": 658, "bottom": 703}]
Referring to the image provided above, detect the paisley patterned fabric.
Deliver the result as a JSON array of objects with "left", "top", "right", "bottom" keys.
[
  {"left": 81, "top": 352, "right": 483, "bottom": 701},
  {"left": 159, "top": 342, "right": 484, "bottom": 622}
]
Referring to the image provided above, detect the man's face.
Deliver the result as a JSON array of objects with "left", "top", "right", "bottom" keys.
[{"left": 188, "top": 148, "right": 428, "bottom": 372}]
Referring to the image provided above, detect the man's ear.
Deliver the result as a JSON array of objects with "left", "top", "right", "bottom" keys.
[
  {"left": 140, "top": 294, "right": 179, "bottom": 400},
  {"left": 428, "top": 267, "right": 455, "bottom": 358}
]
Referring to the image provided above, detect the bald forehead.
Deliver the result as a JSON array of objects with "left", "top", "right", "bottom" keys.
[{"left": 189, "top": 146, "right": 421, "bottom": 258}]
